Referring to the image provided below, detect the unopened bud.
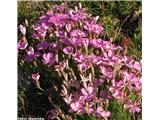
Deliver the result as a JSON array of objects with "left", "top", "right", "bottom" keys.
[
  {"left": 25, "top": 19, "right": 28, "bottom": 27},
  {"left": 78, "top": 2, "right": 82, "bottom": 9},
  {"left": 75, "top": 6, "right": 78, "bottom": 12},
  {"left": 95, "top": 16, "right": 99, "bottom": 21}
]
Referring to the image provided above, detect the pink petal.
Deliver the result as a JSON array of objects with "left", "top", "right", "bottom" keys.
[
  {"left": 70, "top": 103, "right": 77, "bottom": 111},
  {"left": 87, "top": 86, "right": 94, "bottom": 94},
  {"left": 134, "top": 61, "right": 142, "bottom": 71},
  {"left": 19, "top": 24, "right": 26, "bottom": 36},
  {"left": 96, "top": 107, "right": 103, "bottom": 114},
  {"left": 27, "top": 47, "right": 35, "bottom": 56},
  {"left": 81, "top": 88, "right": 88, "bottom": 96},
  {"left": 32, "top": 73, "right": 40, "bottom": 81}
]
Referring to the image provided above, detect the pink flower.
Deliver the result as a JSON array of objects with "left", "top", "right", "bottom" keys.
[
  {"left": 70, "top": 38, "right": 83, "bottom": 47},
  {"left": 55, "top": 60, "right": 68, "bottom": 72},
  {"left": 48, "top": 14, "right": 69, "bottom": 25},
  {"left": 124, "top": 100, "right": 141, "bottom": 113},
  {"left": 38, "top": 30, "right": 47, "bottom": 38},
  {"left": 133, "top": 61, "right": 142, "bottom": 71},
  {"left": 37, "top": 41, "right": 49, "bottom": 50},
  {"left": 32, "top": 23, "right": 48, "bottom": 39},
  {"left": 32, "top": 73, "right": 40, "bottom": 81},
  {"left": 82, "top": 38, "right": 89, "bottom": 47},
  {"left": 89, "top": 54, "right": 102, "bottom": 65},
  {"left": 96, "top": 107, "right": 111, "bottom": 120},
  {"left": 17, "top": 37, "right": 28, "bottom": 50},
  {"left": 68, "top": 9, "right": 88, "bottom": 22},
  {"left": 63, "top": 47, "right": 73, "bottom": 55},
  {"left": 72, "top": 51, "right": 85, "bottom": 63},
  {"left": 55, "top": 30, "right": 64, "bottom": 37},
  {"left": 19, "top": 24, "right": 26, "bottom": 36},
  {"left": 41, "top": 22, "right": 49, "bottom": 30},
  {"left": 70, "top": 102, "right": 80, "bottom": 112},
  {"left": 112, "top": 90, "right": 126, "bottom": 101},
  {"left": 93, "top": 24, "right": 104, "bottom": 34},
  {"left": 25, "top": 47, "right": 40, "bottom": 62},
  {"left": 27, "top": 47, "right": 35, "bottom": 56},
  {"left": 96, "top": 107, "right": 103, "bottom": 114},
  {"left": 80, "top": 86, "right": 95, "bottom": 101},
  {"left": 87, "top": 107, "right": 94, "bottom": 114},
  {"left": 123, "top": 56, "right": 134, "bottom": 66},
  {"left": 81, "top": 87, "right": 94, "bottom": 96},
  {"left": 43, "top": 52, "right": 55, "bottom": 65},
  {"left": 129, "top": 77, "right": 142, "bottom": 91},
  {"left": 84, "top": 21, "right": 104, "bottom": 34},
  {"left": 69, "top": 101, "right": 85, "bottom": 114},
  {"left": 108, "top": 49, "right": 113, "bottom": 57},
  {"left": 32, "top": 33, "right": 40, "bottom": 39},
  {"left": 70, "top": 29, "right": 87, "bottom": 38},
  {"left": 112, "top": 56, "right": 119, "bottom": 62},
  {"left": 116, "top": 80, "right": 125, "bottom": 89},
  {"left": 77, "top": 62, "right": 89, "bottom": 72},
  {"left": 100, "top": 111, "right": 111, "bottom": 120},
  {"left": 94, "top": 78, "right": 105, "bottom": 86},
  {"left": 100, "top": 66, "right": 113, "bottom": 80},
  {"left": 89, "top": 39, "right": 109, "bottom": 48}
]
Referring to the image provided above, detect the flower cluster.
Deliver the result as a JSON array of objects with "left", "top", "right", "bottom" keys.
[{"left": 18, "top": 3, "right": 142, "bottom": 120}]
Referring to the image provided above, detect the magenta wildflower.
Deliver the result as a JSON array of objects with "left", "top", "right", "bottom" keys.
[
  {"left": 80, "top": 86, "right": 95, "bottom": 101},
  {"left": 68, "top": 8, "right": 88, "bottom": 22},
  {"left": 42, "top": 52, "right": 55, "bottom": 65},
  {"left": 89, "top": 39, "right": 110, "bottom": 49},
  {"left": 25, "top": 47, "right": 40, "bottom": 62},
  {"left": 32, "top": 73, "right": 40, "bottom": 81},
  {"left": 124, "top": 100, "right": 141, "bottom": 113},
  {"left": 111, "top": 89, "right": 126, "bottom": 101},
  {"left": 94, "top": 78, "right": 105, "bottom": 86},
  {"left": 89, "top": 54, "right": 102, "bottom": 65},
  {"left": 72, "top": 51, "right": 85, "bottom": 63},
  {"left": 100, "top": 66, "right": 113, "bottom": 80},
  {"left": 17, "top": 37, "right": 28, "bottom": 50},
  {"left": 55, "top": 60, "right": 68, "bottom": 72},
  {"left": 19, "top": 24, "right": 26, "bottom": 36},
  {"left": 48, "top": 14, "right": 69, "bottom": 25},
  {"left": 133, "top": 61, "right": 142, "bottom": 71},
  {"left": 27, "top": 47, "right": 35, "bottom": 56},
  {"left": 70, "top": 29, "right": 87, "bottom": 38},
  {"left": 77, "top": 62, "right": 89, "bottom": 72},
  {"left": 96, "top": 107, "right": 111, "bottom": 120},
  {"left": 37, "top": 41, "right": 49, "bottom": 50},
  {"left": 81, "top": 87, "right": 94, "bottom": 96},
  {"left": 84, "top": 21, "right": 104, "bottom": 34},
  {"left": 63, "top": 47, "right": 73, "bottom": 55},
  {"left": 69, "top": 101, "right": 85, "bottom": 114}
]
